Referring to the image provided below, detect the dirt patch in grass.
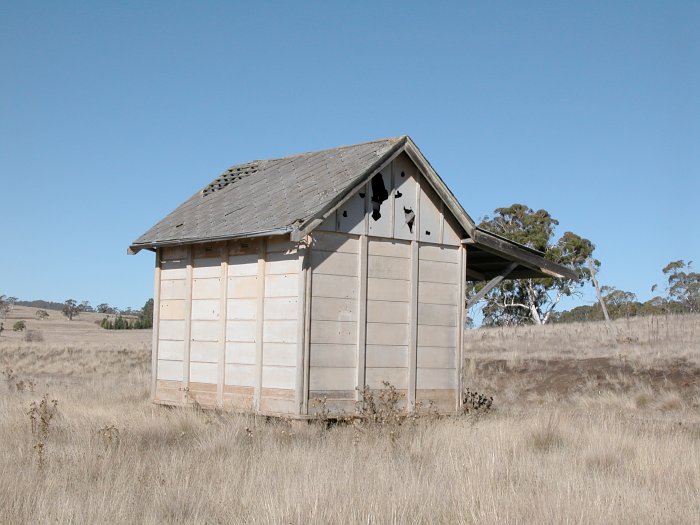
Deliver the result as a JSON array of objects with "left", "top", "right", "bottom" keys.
[{"left": 477, "top": 357, "right": 699, "bottom": 398}]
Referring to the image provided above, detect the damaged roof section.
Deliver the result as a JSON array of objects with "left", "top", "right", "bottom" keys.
[{"left": 201, "top": 162, "right": 259, "bottom": 196}]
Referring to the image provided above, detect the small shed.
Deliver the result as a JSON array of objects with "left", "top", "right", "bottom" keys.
[{"left": 130, "top": 136, "right": 575, "bottom": 417}]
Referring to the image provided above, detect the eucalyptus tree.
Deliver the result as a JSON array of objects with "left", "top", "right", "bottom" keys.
[
  {"left": 470, "top": 204, "right": 596, "bottom": 326},
  {"left": 62, "top": 299, "right": 80, "bottom": 321},
  {"left": 661, "top": 260, "right": 699, "bottom": 313}
]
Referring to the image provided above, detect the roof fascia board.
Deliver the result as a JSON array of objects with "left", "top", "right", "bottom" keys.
[
  {"left": 128, "top": 227, "right": 293, "bottom": 255},
  {"left": 290, "top": 137, "right": 408, "bottom": 242},
  {"left": 471, "top": 229, "right": 579, "bottom": 280},
  {"left": 474, "top": 226, "right": 544, "bottom": 256}
]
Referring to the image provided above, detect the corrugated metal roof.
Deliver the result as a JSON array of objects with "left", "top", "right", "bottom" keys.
[{"left": 130, "top": 136, "right": 406, "bottom": 250}]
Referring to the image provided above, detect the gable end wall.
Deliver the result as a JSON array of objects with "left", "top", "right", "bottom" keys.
[{"left": 307, "top": 153, "right": 466, "bottom": 415}]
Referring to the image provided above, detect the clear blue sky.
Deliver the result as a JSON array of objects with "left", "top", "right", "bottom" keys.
[{"left": 2, "top": 1, "right": 698, "bottom": 312}]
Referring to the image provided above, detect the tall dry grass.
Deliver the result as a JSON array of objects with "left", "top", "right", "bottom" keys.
[
  {"left": 0, "top": 315, "right": 698, "bottom": 523},
  {"left": 464, "top": 313, "right": 699, "bottom": 362}
]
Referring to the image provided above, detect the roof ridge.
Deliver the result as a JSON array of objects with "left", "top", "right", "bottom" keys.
[{"left": 224, "top": 135, "right": 407, "bottom": 169}]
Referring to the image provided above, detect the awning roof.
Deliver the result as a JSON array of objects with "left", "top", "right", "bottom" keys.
[{"left": 464, "top": 229, "right": 578, "bottom": 281}]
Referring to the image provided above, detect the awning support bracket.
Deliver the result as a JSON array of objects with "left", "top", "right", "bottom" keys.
[{"left": 466, "top": 262, "right": 518, "bottom": 309}]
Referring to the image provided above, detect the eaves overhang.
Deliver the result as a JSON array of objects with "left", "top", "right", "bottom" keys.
[{"left": 127, "top": 227, "right": 293, "bottom": 255}]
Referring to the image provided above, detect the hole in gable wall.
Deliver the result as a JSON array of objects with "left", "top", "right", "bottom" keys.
[
  {"left": 370, "top": 173, "right": 389, "bottom": 221},
  {"left": 404, "top": 207, "right": 415, "bottom": 233}
]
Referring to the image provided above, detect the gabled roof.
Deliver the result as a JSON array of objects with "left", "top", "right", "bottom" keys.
[{"left": 129, "top": 136, "right": 577, "bottom": 281}]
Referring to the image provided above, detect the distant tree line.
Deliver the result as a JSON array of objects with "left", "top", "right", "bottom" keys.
[
  {"left": 554, "top": 260, "right": 699, "bottom": 323},
  {"left": 0, "top": 295, "right": 155, "bottom": 336},
  {"left": 100, "top": 299, "right": 153, "bottom": 330},
  {"left": 55, "top": 298, "right": 151, "bottom": 324},
  {"left": 554, "top": 289, "right": 685, "bottom": 323},
  {"left": 7, "top": 298, "right": 144, "bottom": 318},
  {"left": 14, "top": 299, "right": 64, "bottom": 310}
]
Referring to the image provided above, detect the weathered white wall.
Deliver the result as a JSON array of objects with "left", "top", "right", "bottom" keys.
[
  {"left": 308, "top": 231, "right": 359, "bottom": 414},
  {"left": 224, "top": 241, "right": 258, "bottom": 410},
  {"left": 187, "top": 246, "right": 222, "bottom": 405},
  {"left": 155, "top": 246, "right": 188, "bottom": 404},
  {"left": 261, "top": 238, "right": 299, "bottom": 414},
  {"left": 154, "top": 238, "right": 303, "bottom": 415},
  {"left": 365, "top": 238, "right": 410, "bottom": 407},
  {"left": 416, "top": 244, "right": 460, "bottom": 411}
]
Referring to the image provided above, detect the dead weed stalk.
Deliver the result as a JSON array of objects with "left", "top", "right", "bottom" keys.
[{"left": 27, "top": 393, "right": 59, "bottom": 469}]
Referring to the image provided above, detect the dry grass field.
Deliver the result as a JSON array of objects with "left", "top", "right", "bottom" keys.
[
  {"left": 0, "top": 305, "right": 151, "bottom": 347},
  {"left": 0, "top": 308, "right": 698, "bottom": 524}
]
